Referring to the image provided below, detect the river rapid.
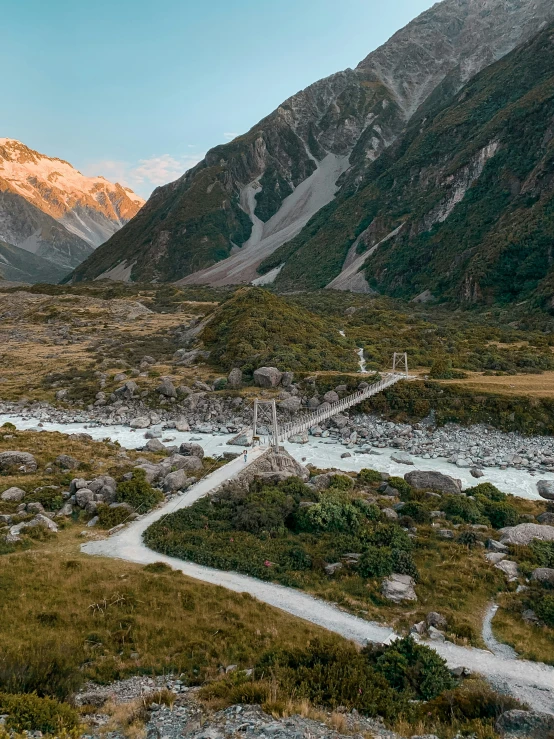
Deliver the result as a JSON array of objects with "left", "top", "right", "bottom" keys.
[{"left": 1, "top": 413, "right": 552, "bottom": 501}]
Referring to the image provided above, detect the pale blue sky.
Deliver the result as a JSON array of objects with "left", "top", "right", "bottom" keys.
[{"left": 3, "top": 0, "right": 436, "bottom": 197}]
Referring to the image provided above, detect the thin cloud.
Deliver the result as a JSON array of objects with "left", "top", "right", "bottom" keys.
[
  {"left": 85, "top": 153, "right": 204, "bottom": 198},
  {"left": 223, "top": 132, "right": 239, "bottom": 141}
]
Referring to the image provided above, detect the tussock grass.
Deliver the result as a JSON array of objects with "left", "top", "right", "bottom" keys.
[{"left": 0, "top": 529, "right": 339, "bottom": 700}]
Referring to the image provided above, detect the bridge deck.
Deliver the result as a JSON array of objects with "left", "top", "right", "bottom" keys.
[{"left": 279, "top": 372, "right": 409, "bottom": 442}]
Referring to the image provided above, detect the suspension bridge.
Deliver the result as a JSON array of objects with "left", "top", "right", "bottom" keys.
[{"left": 253, "top": 352, "right": 412, "bottom": 448}]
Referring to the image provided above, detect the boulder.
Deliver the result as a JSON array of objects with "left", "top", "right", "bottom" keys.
[
  {"left": 382, "top": 508, "right": 398, "bottom": 520},
  {"left": 130, "top": 416, "right": 151, "bottom": 429},
  {"left": 227, "top": 368, "right": 243, "bottom": 389},
  {"left": 0, "top": 451, "right": 37, "bottom": 473},
  {"left": 164, "top": 454, "right": 202, "bottom": 473},
  {"left": 323, "top": 390, "right": 340, "bottom": 404},
  {"left": 26, "top": 502, "right": 45, "bottom": 514},
  {"left": 487, "top": 539, "right": 509, "bottom": 553},
  {"left": 175, "top": 417, "right": 191, "bottom": 432},
  {"left": 391, "top": 451, "right": 414, "bottom": 465},
  {"left": 496, "top": 710, "right": 554, "bottom": 739},
  {"left": 486, "top": 552, "right": 506, "bottom": 564},
  {"left": 88, "top": 476, "right": 117, "bottom": 503},
  {"left": 157, "top": 377, "right": 177, "bottom": 398},
  {"left": 537, "top": 512, "right": 554, "bottom": 525},
  {"left": 163, "top": 469, "right": 189, "bottom": 493},
  {"left": 114, "top": 380, "right": 139, "bottom": 399},
  {"left": 253, "top": 367, "right": 282, "bottom": 388},
  {"left": 427, "top": 626, "right": 445, "bottom": 642},
  {"left": 426, "top": 611, "right": 447, "bottom": 629},
  {"left": 75, "top": 489, "right": 95, "bottom": 508},
  {"left": 331, "top": 414, "right": 349, "bottom": 428},
  {"left": 500, "top": 523, "right": 554, "bottom": 546},
  {"left": 495, "top": 560, "right": 519, "bottom": 581},
  {"left": 280, "top": 397, "right": 302, "bottom": 413},
  {"left": 145, "top": 438, "right": 165, "bottom": 453},
  {"left": 531, "top": 567, "right": 554, "bottom": 586},
  {"left": 179, "top": 442, "right": 205, "bottom": 459},
  {"left": 470, "top": 468, "right": 484, "bottom": 479},
  {"left": 1, "top": 486, "right": 26, "bottom": 502},
  {"left": 134, "top": 463, "right": 163, "bottom": 484},
  {"left": 382, "top": 573, "right": 417, "bottom": 602},
  {"left": 537, "top": 480, "right": 554, "bottom": 501},
  {"left": 404, "top": 470, "right": 462, "bottom": 494},
  {"left": 281, "top": 371, "right": 294, "bottom": 388},
  {"left": 55, "top": 454, "right": 80, "bottom": 470},
  {"left": 324, "top": 562, "right": 343, "bottom": 576},
  {"left": 69, "top": 477, "right": 89, "bottom": 493}
]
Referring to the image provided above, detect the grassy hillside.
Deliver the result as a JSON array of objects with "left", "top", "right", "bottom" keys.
[{"left": 264, "top": 24, "right": 554, "bottom": 309}]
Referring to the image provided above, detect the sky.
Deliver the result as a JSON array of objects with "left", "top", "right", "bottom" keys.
[{"left": 2, "top": 0, "right": 436, "bottom": 198}]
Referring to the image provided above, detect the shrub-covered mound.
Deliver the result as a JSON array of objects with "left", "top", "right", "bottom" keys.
[
  {"left": 201, "top": 287, "right": 358, "bottom": 374},
  {"left": 201, "top": 637, "right": 521, "bottom": 736},
  {"left": 0, "top": 692, "right": 79, "bottom": 734}
]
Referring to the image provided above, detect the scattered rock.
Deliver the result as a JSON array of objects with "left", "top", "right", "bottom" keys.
[
  {"left": 253, "top": 367, "right": 282, "bottom": 388},
  {"left": 145, "top": 438, "right": 165, "bottom": 453},
  {"left": 537, "top": 512, "right": 554, "bottom": 525},
  {"left": 495, "top": 560, "right": 519, "bottom": 581},
  {"left": 500, "top": 523, "right": 554, "bottom": 546},
  {"left": 531, "top": 568, "right": 554, "bottom": 586},
  {"left": 426, "top": 611, "right": 447, "bottom": 629},
  {"left": 130, "top": 416, "right": 151, "bottom": 429},
  {"left": 404, "top": 470, "right": 462, "bottom": 494},
  {"left": 324, "top": 562, "right": 343, "bottom": 576},
  {"left": 227, "top": 368, "right": 243, "bottom": 389},
  {"left": 0, "top": 451, "right": 37, "bottom": 473},
  {"left": 157, "top": 378, "right": 177, "bottom": 398},
  {"left": 1, "top": 486, "right": 26, "bottom": 502},
  {"left": 391, "top": 451, "right": 414, "bottom": 465},
  {"left": 382, "top": 573, "right": 417, "bottom": 602},
  {"left": 55, "top": 454, "right": 80, "bottom": 469},
  {"left": 179, "top": 443, "right": 205, "bottom": 459},
  {"left": 470, "top": 467, "right": 484, "bottom": 479},
  {"left": 537, "top": 480, "right": 554, "bottom": 501}
]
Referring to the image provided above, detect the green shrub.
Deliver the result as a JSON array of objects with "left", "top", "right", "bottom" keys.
[
  {"left": 328, "top": 474, "right": 354, "bottom": 491},
  {"left": 116, "top": 470, "right": 163, "bottom": 512},
  {"left": 359, "top": 468, "right": 383, "bottom": 484},
  {"left": 535, "top": 594, "right": 554, "bottom": 627},
  {"left": 299, "top": 494, "right": 361, "bottom": 534},
  {"left": 143, "top": 562, "right": 173, "bottom": 573},
  {"left": 358, "top": 546, "right": 393, "bottom": 578},
  {"left": 0, "top": 692, "right": 79, "bottom": 733},
  {"left": 425, "top": 681, "right": 522, "bottom": 722},
  {"left": 96, "top": 504, "right": 131, "bottom": 529},
  {"left": 529, "top": 540, "right": 554, "bottom": 568},
  {"left": 366, "top": 636, "right": 455, "bottom": 701},
  {"left": 465, "top": 483, "right": 506, "bottom": 501},
  {"left": 483, "top": 501, "right": 519, "bottom": 529},
  {"left": 388, "top": 477, "right": 413, "bottom": 499},
  {"left": 365, "top": 523, "right": 413, "bottom": 551},
  {"left": 443, "top": 495, "right": 483, "bottom": 524},
  {"left": 391, "top": 549, "right": 419, "bottom": 580},
  {"left": 400, "top": 501, "right": 431, "bottom": 524}
]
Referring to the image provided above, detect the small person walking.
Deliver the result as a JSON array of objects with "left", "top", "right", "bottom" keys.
[{"left": 243, "top": 449, "right": 248, "bottom": 463}]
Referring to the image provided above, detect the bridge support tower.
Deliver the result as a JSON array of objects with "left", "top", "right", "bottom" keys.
[
  {"left": 253, "top": 399, "right": 279, "bottom": 450},
  {"left": 392, "top": 352, "right": 409, "bottom": 378}
]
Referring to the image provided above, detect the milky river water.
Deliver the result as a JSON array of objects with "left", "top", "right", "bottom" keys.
[{"left": 1, "top": 413, "right": 552, "bottom": 502}]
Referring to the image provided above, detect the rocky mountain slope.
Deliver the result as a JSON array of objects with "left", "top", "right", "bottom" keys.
[
  {"left": 0, "top": 239, "right": 68, "bottom": 283},
  {"left": 264, "top": 21, "right": 554, "bottom": 307},
  {"left": 0, "top": 138, "right": 144, "bottom": 281},
  {"left": 69, "top": 0, "right": 554, "bottom": 286}
]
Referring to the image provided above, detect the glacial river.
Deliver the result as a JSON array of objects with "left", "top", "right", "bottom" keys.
[{"left": 1, "top": 413, "right": 552, "bottom": 501}]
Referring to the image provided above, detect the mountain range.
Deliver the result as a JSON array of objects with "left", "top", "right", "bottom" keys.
[
  {"left": 68, "top": 0, "right": 554, "bottom": 309},
  {"left": 0, "top": 138, "right": 144, "bottom": 283}
]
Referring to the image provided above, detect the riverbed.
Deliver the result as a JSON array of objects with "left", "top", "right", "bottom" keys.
[{"left": 1, "top": 413, "right": 551, "bottom": 501}]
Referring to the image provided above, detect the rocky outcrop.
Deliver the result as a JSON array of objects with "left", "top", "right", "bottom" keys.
[
  {"left": 496, "top": 710, "right": 554, "bottom": 739},
  {"left": 500, "top": 524, "right": 554, "bottom": 546},
  {"left": 404, "top": 471, "right": 462, "bottom": 494}
]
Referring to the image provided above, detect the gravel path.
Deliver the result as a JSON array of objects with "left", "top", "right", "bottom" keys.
[
  {"left": 81, "top": 449, "right": 554, "bottom": 713},
  {"left": 482, "top": 603, "right": 518, "bottom": 660}
]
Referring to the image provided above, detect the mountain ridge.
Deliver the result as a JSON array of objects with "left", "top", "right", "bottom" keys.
[{"left": 69, "top": 0, "right": 554, "bottom": 287}]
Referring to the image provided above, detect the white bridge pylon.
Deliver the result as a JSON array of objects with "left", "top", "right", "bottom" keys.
[{"left": 253, "top": 353, "right": 412, "bottom": 449}]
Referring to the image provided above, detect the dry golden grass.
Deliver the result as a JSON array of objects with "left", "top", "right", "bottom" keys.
[
  {"left": 493, "top": 595, "right": 554, "bottom": 664},
  {"left": 0, "top": 528, "right": 341, "bottom": 697},
  {"left": 439, "top": 371, "right": 554, "bottom": 398}
]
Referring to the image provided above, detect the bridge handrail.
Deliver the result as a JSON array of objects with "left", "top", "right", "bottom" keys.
[{"left": 278, "top": 372, "right": 405, "bottom": 442}]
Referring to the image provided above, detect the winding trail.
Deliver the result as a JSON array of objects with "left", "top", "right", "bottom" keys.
[{"left": 82, "top": 449, "right": 554, "bottom": 713}]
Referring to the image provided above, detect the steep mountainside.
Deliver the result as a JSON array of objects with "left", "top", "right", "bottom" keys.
[
  {"left": 264, "top": 23, "right": 554, "bottom": 308},
  {"left": 0, "top": 188, "right": 93, "bottom": 273},
  {"left": 69, "top": 0, "right": 554, "bottom": 286},
  {"left": 0, "top": 240, "right": 68, "bottom": 283},
  {"left": 0, "top": 139, "right": 144, "bottom": 248}
]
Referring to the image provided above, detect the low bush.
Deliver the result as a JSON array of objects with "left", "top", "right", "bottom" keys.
[
  {"left": 358, "top": 468, "right": 383, "bottom": 484},
  {"left": 400, "top": 501, "right": 431, "bottom": 524},
  {"left": 116, "top": 470, "right": 163, "bottom": 512},
  {"left": 96, "top": 504, "right": 131, "bottom": 529},
  {"left": 0, "top": 692, "right": 79, "bottom": 734},
  {"left": 425, "top": 680, "right": 522, "bottom": 722}
]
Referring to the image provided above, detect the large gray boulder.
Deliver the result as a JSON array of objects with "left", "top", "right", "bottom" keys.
[
  {"left": 537, "top": 512, "right": 554, "bottom": 525},
  {"left": 500, "top": 523, "right": 554, "bottom": 546},
  {"left": 382, "top": 573, "right": 417, "bottom": 602},
  {"left": 495, "top": 560, "right": 519, "bottom": 581},
  {"left": 1, "top": 486, "right": 26, "bottom": 502},
  {"left": 404, "top": 470, "right": 462, "bottom": 494},
  {"left": 88, "top": 475, "right": 117, "bottom": 503},
  {"left": 323, "top": 390, "right": 339, "bottom": 404},
  {"left": 227, "top": 368, "right": 243, "bottom": 389},
  {"left": 75, "top": 489, "right": 95, "bottom": 508},
  {"left": 134, "top": 463, "right": 163, "bottom": 484},
  {"left": 537, "top": 480, "right": 554, "bottom": 501},
  {"left": 115, "top": 380, "right": 139, "bottom": 399},
  {"left": 130, "top": 416, "right": 151, "bottom": 429},
  {"left": 496, "top": 710, "right": 554, "bottom": 738},
  {"left": 179, "top": 442, "right": 205, "bottom": 459},
  {"left": 145, "top": 438, "right": 166, "bottom": 453},
  {"left": 531, "top": 568, "right": 554, "bottom": 586},
  {"left": 281, "top": 371, "right": 294, "bottom": 388},
  {"left": 0, "top": 451, "right": 37, "bottom": 473},
  {"left": 280, "top": 396, "right": 302, "bottom": 413},
  {"left": 163, "top": 454, "right": 202, "bottom": 473},
  {"left": 391, "top": 451, "right": 414, "bottom": 466},
  {"left": 253, "top": 367, "right": 282, "bottom": 388},
  {"left": 163, "top": 469, "right": 189, "bottom": 493},
  {"left": 157, "top": 377, "right": 177, "bottom": 398},
  {"left": 55, "top": 454, "right": 80, "bottom": 470}
]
